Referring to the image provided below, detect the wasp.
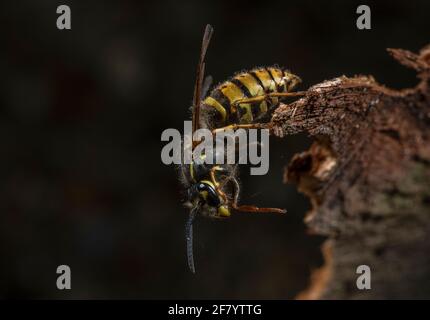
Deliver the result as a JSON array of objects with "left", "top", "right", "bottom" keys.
[{"left": 180, "top": 24, "right": 304, "bottom": 273}]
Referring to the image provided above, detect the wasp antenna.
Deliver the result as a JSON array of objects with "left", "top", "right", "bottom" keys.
[{"left": 186, "top": 204, "right": 200, "bottom": 274}]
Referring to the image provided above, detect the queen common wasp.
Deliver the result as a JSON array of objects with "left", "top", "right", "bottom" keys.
[{"left": 180, "top": 24, "right": 304, "bottom": 273}]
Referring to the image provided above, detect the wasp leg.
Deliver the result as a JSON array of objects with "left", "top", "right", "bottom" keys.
[
  {"left": 209, "top": 166, "right": 228, "bottom": 202},
  {"left": 231, "top": 91, "right": 306, "bottom": 107},
  {"left": 267, "top": 91, "right": 307, "bottom": 98},
  {"left": 212, "top": 123, "right": 266, "bottom": 135},
  {"left": 232, "top": 204, "right": 286, "bottom": 214},
  {"left": 230, "top": 177, "right": 286, "bottom": 214}
]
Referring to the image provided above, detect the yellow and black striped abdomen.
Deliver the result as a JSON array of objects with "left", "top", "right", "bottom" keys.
[{"left": 202, "top": 67, "right": 301, "bottom": 129}]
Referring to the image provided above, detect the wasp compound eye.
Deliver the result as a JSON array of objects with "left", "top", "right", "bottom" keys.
[{"left": 197, "top": 182, "right": 221, "bottom": 207}]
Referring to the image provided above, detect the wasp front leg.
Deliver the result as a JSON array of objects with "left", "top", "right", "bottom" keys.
[
  {"left": 211, "top": 123, "right": 266, "bottom": 135},
  {"left": 209, "top": 166, "right": 228, "bottom": 203},
  {"left": 229, "top": 177, "right": 286, "bottom": 214}
]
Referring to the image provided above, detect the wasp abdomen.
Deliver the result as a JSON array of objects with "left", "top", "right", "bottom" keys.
[{"left": 202, "top": 67, "right": 301, "bottom": 128}]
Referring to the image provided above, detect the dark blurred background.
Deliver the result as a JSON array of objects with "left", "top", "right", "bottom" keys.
[{"left": 0, "top": 0, "right": 428, "bottom": 299}]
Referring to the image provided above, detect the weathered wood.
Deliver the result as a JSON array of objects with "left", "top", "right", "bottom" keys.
[{"left": 270, "top": 45, "right": 430, "bottom": 299}]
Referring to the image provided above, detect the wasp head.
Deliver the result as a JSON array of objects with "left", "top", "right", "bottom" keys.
[{"left": 185, "top": 179, "right": 230, "bottom": 218}]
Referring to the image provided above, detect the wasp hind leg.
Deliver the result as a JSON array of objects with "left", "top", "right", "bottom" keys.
[{"left": 232, "top": 91, "right": 306, "bottom": 106}]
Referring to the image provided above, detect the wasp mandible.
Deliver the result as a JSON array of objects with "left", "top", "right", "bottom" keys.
[{"left": 180, "top": 24, "right": 304, "bottom": 273}]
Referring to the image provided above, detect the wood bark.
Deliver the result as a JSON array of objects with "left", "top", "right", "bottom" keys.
[{"left": 269, "top": 45, "right": 430, "bottom": 299}]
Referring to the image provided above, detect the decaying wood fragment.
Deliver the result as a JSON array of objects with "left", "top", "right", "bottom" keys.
[{"left": 270, "top": 45, "right": 430, "bottom": 299}]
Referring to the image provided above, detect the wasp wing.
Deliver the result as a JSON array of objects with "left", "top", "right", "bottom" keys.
[
  {"left": 201, "top": 75, "right": 213, "bottom": 100},
  {"left": 192, "top": 24, "right": 214, "bottom": 137}
]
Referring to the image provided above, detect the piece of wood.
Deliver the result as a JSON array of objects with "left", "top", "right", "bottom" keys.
[{"left": 270, "top": 45, "right": 430, "bottom": 299}]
